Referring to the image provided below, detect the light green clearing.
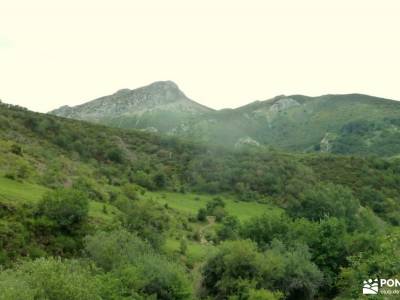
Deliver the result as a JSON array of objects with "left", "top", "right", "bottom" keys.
[{"left": 147, "top": 191, "right": 274, "bottom": 221}]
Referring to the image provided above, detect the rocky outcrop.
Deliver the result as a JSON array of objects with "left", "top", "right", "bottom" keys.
[
  {"left": 235, "top": 137, "right": 261, "bottom": 149},
  {"left": 50, "top": 81, "right": 213, "bottom": 122},
  {"left": 252, "top": 96, "right": 301, "bottom": 121},
  {"left": 320, "top": 133, "right": 337, "bottom": 152}
]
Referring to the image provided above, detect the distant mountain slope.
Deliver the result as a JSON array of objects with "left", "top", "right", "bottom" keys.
[
  {"left": 50, "top": 81, "right": 213, "bottom": 133},
  {"left": 186, "top": 94, "right": 400, "bottom": 154},
  {"left": 50, "top": 82, "right": 400, "bottom": 156}
]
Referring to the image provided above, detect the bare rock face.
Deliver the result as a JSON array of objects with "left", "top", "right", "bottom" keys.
[
  {"left": 269, "top": 97, "right": 300, "bottom": 113},
  {"left": 50, "top": 81, "right": 213, "bottom": 122},
  {"left": 319, "top": 133, "right": 337, "bottom": 152},
  {"left": 140, "top": 127, "right": 159, "bottom": 133},
  {"left": 251, "top": 96, "right": 301, "bottom": 121},
  {"left": 51, "top": 105, "right": 73, "bottom": 116},
  {"left": 235, "top": 136, "right": 261, "bottom": 149}
]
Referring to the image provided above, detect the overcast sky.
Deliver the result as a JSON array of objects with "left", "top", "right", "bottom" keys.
[{"left": 1, "top": 0, "right": 399, "bottom": 113}]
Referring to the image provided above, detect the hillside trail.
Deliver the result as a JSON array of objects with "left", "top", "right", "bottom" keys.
[{"left": 199, "top": 216, "right": 215, "bottom": 244}]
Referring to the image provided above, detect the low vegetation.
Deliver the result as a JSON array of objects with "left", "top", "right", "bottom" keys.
[{"left": 1, "top": 102, "right": 400, "bottom": 299}]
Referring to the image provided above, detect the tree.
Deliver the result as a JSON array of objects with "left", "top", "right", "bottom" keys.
[
  {"left": 205, "top": 197, "right": 227, "bottom": 222},
  {"left": 84, "top": 229, "right": 150, "bottom": 271},
  {"left": 202, "top": 239, "right": 322, "bottom": 300},
  {"left": 217, "top": 215, "right": 240, "bottom": 241},
  {"left": 107, "top": 147, "right": 124, "bottom": 163},
  {"left": 309, "top": 218, "right": 348, "bottom": 295},
  {"left": 241, "top": 210, "right": 290, "bottom": 249},
  {"left": 202, "top": 240, "right": 264, "bottom": 299},
  {"left": 36, "top": 188, "right": 89, "bottom": 233},
  {"left": 262, "top": 241, "right": 323, "bottom": 300},
  {"left": 153, "top": 171, "right": 167, "bottom": 189},
  {"left": 287, "top": 183, "right": 359, "bottom": 222},
  {"left": 197, "top": 208, "right": 207, "bottom": 222},
  {"left": 119, "top": 254, "right": 193, "bottom": 300},
  {"left": 116, "top": 199, "right": 170, "bottom": 249},
  {"left": 206, "top": 197, "right": 225, "bottom": 212}
]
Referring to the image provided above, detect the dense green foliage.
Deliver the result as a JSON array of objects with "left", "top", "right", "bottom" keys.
[
  {"left": 0, "top": 257, "right": 101, "bottom": 300},
  {"left": 37, "top": 189, "right": 89, "bottom": 232},
  {"left": 85, "top": 230, "right": 192, "bottom": 299},
  {"left": 1, "top": 102, "right": 400, "bottom": 299},
  {"left": 331, "top": 118, "right": 400, "bottom": 156}
]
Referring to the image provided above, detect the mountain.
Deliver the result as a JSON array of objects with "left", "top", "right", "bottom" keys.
[
  {"left": 180, "top": 93, "right": 400, "bottom": 155},
  {"left": 50, "top": 81, "right": 213, "bottom": 133},
  {"left": 51, "top": 82, "right": 400, "bottom": 156}
]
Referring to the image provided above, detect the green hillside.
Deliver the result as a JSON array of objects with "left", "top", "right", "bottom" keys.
[
  {"left": 51, "top": 83, "right": 400, "bottom": 156},
  {"left": 175, "top": 94, "right": 400, "bottom": 155},
  {"left": 2, "top": 101, "right": 400, "bottom": 299}
]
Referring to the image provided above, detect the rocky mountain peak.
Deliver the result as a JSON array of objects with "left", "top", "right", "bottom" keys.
[
  {"left": 149, "top": 80, "right": 179, "bottom": 89},
  {"left": 133, "top": 80, "right": 187, "bottom": 102},
  {"left": 50, "top": 80, "right": 212, "bottom": 122}
]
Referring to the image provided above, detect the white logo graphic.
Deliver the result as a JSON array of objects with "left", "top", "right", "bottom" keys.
[{"left": 363, "top": 279, "right": 379, "bottom": 295}]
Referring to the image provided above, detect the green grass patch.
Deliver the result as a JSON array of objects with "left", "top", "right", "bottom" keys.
[
  {"left": 0, "top": 176, "right": 48, "bottom": 204},
  {"left": 147, "top": 192, "right": 275, "bottom": 221},
  {"left": 0, "top": 176, "right": 119, "bottom": 225},
  {"left": 165, "top": 238, "right": 214, "bottom": 262}
]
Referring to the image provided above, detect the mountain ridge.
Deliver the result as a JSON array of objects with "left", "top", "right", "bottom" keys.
[
  {"left": 50, "top": 80, "right": 213, "bottom": 119},
  {"left": 49, "top": 80, "right": 400, "bottom": 117},
  {"left": 49, "top": 81, "right": 400, "bottom": 156}
]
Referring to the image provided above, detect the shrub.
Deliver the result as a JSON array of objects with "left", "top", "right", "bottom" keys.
[
  {"left": 197, "top": 208, "right": 207, "bottom": 222},
  {"left": 0, "top": 257, "right": 101, "bottom": 300},
  {"left": 84, "top": 230, "right": 192, "bottom": 299},
  {"left": 10, "top": 144, "right": 23, "bottom": 156},
  {"left": 84, "top": 229, "right": 150, "bottom": 271},
  {"left": 36, "top": 188, "right": 89, "bottom": 233}
]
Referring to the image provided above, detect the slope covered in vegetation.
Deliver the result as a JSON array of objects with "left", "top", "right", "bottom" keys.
[{"left": 1, "top": 102, "right": 400, "bottom": 299}]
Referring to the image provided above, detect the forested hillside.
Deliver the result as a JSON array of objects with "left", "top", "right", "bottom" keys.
[
  {"left": 51, "top": 82, "right": 400, "bottom": 156},
  {"left": 2, "top": 101, "right": 400, "bottom": 299}
]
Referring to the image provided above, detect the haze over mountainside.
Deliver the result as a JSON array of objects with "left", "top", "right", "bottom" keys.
[{"left": 50, "top": 81, "right": 400, "bottom": 156}]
